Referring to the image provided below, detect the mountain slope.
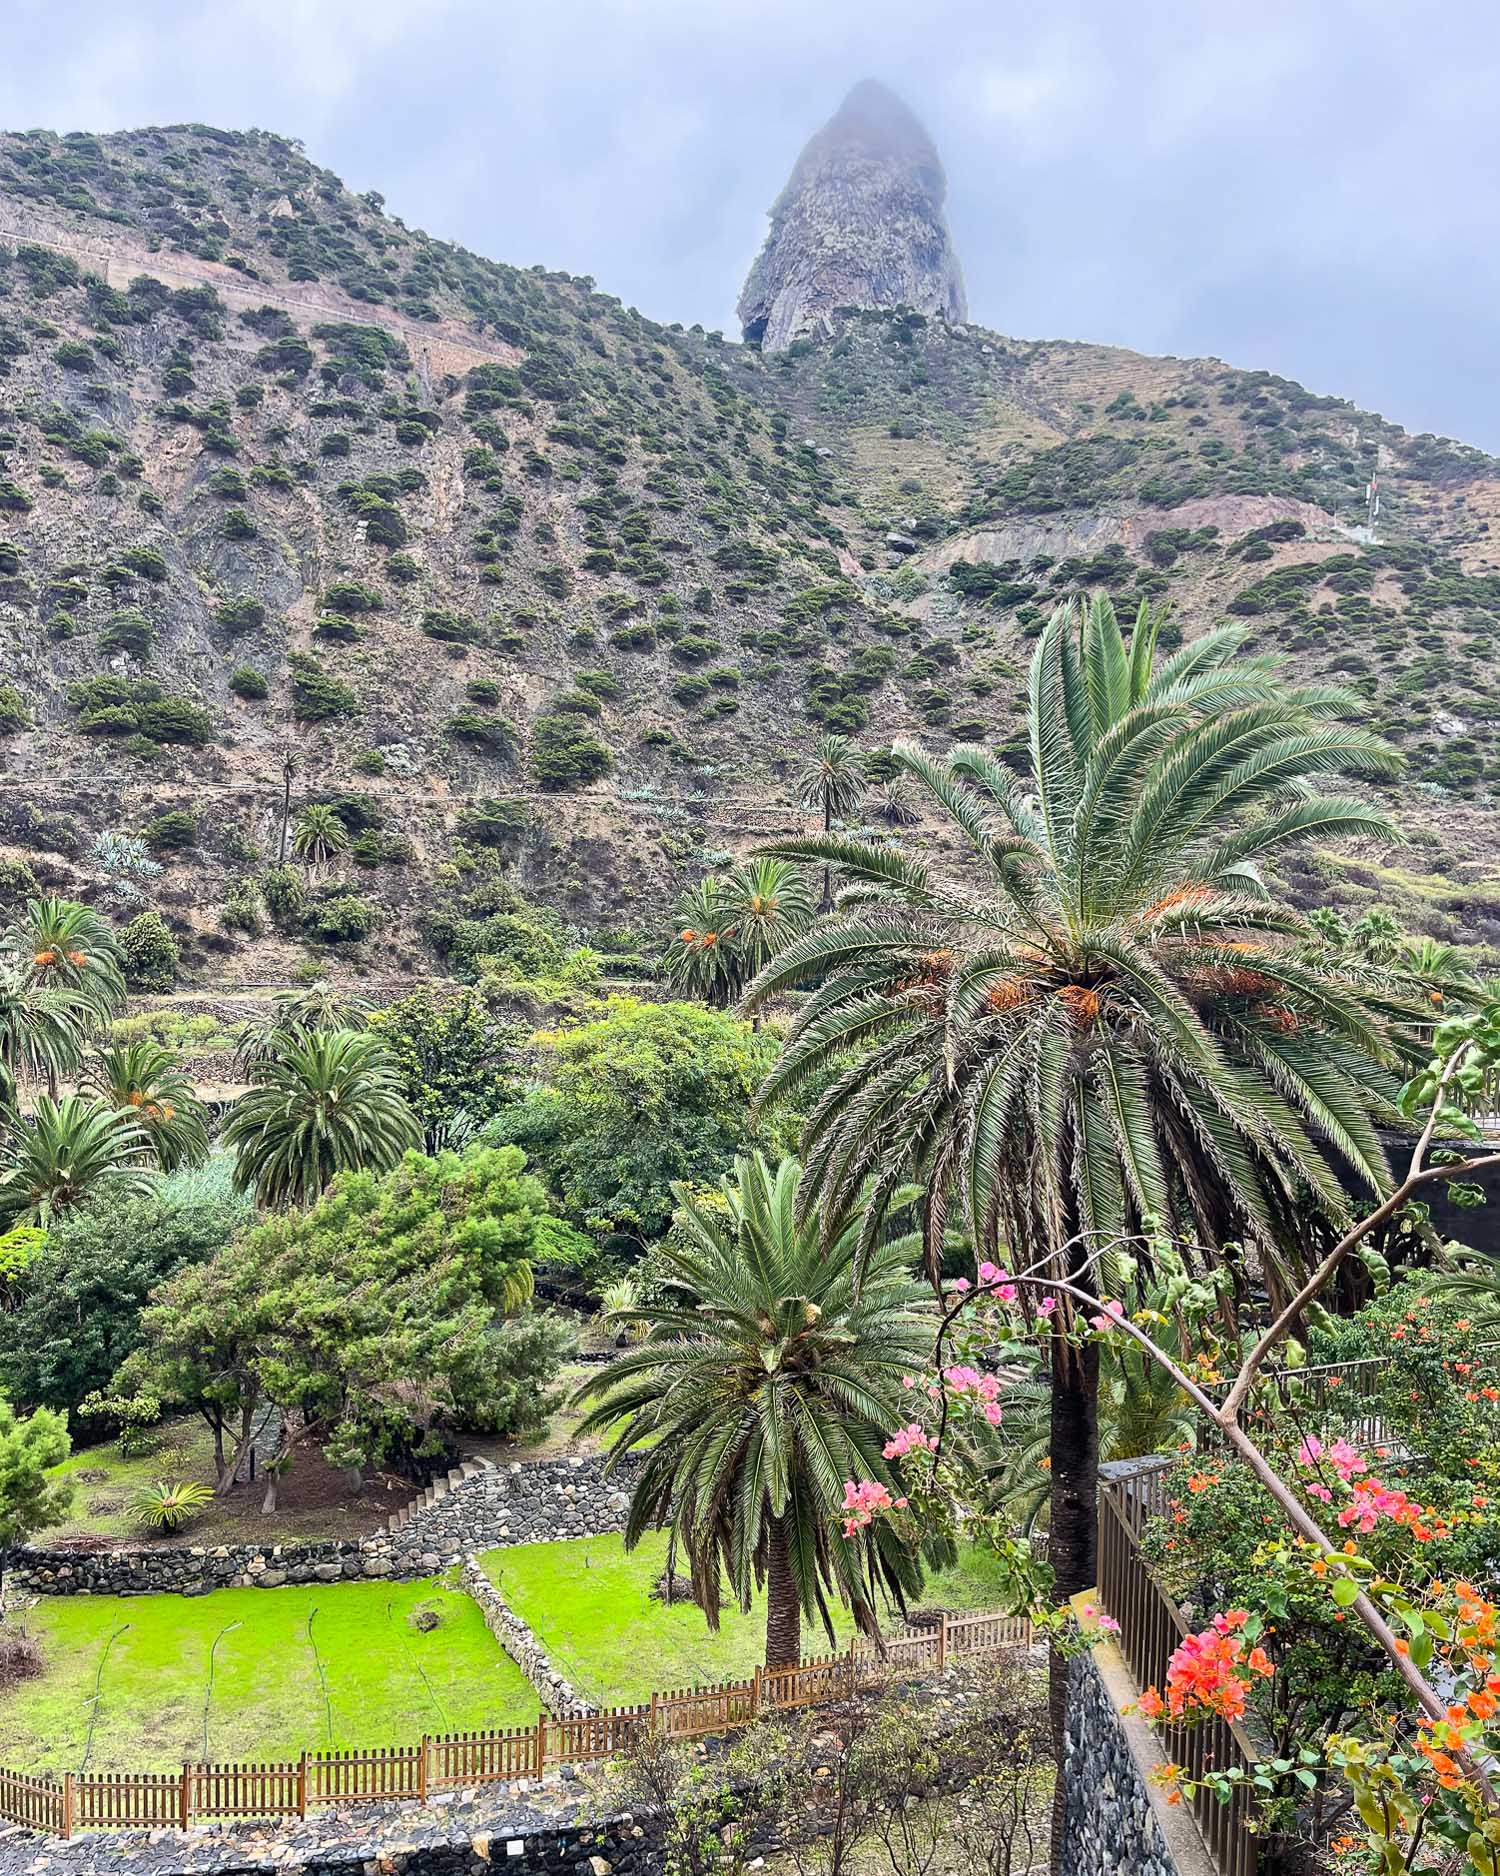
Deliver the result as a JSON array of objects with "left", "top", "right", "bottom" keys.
[{"left": 1, "top": 122, "right": 1498, "bottom": 980}]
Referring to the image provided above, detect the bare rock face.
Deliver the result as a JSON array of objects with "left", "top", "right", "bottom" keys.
[{"left": 738, "top": 79, "right": 967, "bottom": 353}]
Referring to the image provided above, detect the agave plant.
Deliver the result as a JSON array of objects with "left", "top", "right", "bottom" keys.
[
  {"left": 132, "top": 1477, "right": 213, "bottom": 1533},
  {"left": 222, "top": 1026, "right": 421, "bottom": 1208},
  {"left": 0, "top": 1094, "right": 155, "bottom": 1226},
  {"left": 90, "top": 1039, "right": 211, "bottom": 1173}
]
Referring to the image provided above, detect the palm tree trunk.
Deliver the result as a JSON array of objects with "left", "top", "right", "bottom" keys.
[
  {"left": 820, "top": 796, "right": 832, "bottom": 911},
  {"left": 764, "top": 1511, "right": 802, "bottom": 1669},
  {"left": 1046, "top": 1333, "right": 1099, "bottom": 1866}
]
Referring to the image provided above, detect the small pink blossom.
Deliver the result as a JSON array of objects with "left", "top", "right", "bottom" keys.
[
  {"left": 983, "top": 1402, "right": 1002, "bottom": 1426},
  {"left": 978, "top": 1260, "right": 1000, "bottom": 1285},
  {"left": 952, "top": 1277, "right": 971, "bottom": 1294},
  {"left": 883, "top": 1423, "right": 936, "bottom": 1460},
  {"left": 1099, "top": 1615, "right": 1121, "bottom": 1635},
  {"left": 1035, "top": 1295, "right": 1057, "bottom": 1319}
]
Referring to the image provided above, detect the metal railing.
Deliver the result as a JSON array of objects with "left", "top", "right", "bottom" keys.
[{"left": 1096, "top": 1459, "right": 1261, "bottom": 1876}]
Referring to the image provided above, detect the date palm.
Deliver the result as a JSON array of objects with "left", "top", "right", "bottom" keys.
[
  {"left": 0, "top": 1094, "right": 155, "bottom": 1226},
  {"left": 0, "top": 961, "right": 88, "bottom": 1097},
  {"left": 234, "top": 979, "right": 372, "bottom": 1072},
  {"left": 663, "top": 860, "right": 813, "bottom": 1008},
  {"left": 90, "top": 1039, "right": 211, "bottom": 1173},
  {"left": 3, "top": 897, "right": 125, "bottom": 1031},
  {"left": 743, "top": 596, "right": 1411, "bottom": 1796},
  {"left": 794, "top": 735, "right": 866, "bottom": 907},
  {"left": 291, "top": 803, "right": 351, "bottom": 875},
  {"left": 222, "top": 1026, "right": 420, "bottom": 1209},
  {"left": 575, "top": 1153, "right": 942, "bottom": 1667}
]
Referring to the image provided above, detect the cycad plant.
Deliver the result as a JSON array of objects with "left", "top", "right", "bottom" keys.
[
  {"left": 576, "top": 1154, "right": 942, "bottom": 1667},
  {"left": 91, "top": 1039, "right": 211, "bottom": 1173},
  {"left": 743, "top": 597, "right": 1414, "bottom": 1767},
  {"left": 0, "top": 1094, "right": 155, "bottom": 1225},
  {"left": 222, "top": 1026, "right": 420, "bottom": 1208}
]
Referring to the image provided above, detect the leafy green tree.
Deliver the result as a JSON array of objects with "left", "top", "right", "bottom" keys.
[
  {"left": 366, "top": 987, "right": 521, "bottom": 1149},
  {"left": 492, "top": 998, "right": 784, "bottom": 1246},
  {"left": 89, "top": 1039, "right": 210, "bottom": 1172},
  {"left": 118, "top": 911, "right": 179, "bottom": 992},
  {"left": 120, "top": 1146, "right": 564, "bottom": 1505},
  {"left": 577, "top": 1154, "right": 940, "bottom": 1666},
  {"left": 0, "top": 1166, "right": 249, "bottom": 1417},
  {"left": 745, "top": 597, "right": 1409, "bottom": 1771},
  {"left": 0, "top": 1395, "right": 72, "bottom": 1548},
  {"left": 0, "top": 1095, "right": 155, "bottom": 1227},
  {"left": 222, "top": 1027, "right": 421, "bottom": 1208}
]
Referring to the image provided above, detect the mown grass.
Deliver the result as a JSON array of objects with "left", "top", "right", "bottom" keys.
[
  {"left": 485, "top": 1531, "right": 1015, "bottom": 1707},
  {"left": 0, "top": 1576, "right": 538, "bottom": 1773}
]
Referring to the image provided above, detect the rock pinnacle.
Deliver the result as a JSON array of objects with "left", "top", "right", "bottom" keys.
[{"left": 738, "top": 78, "right": 968, "bottom": 353}]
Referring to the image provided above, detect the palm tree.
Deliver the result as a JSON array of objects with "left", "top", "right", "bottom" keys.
[
  {"left": 234, "top": 979, "right": 372, "bottom": 1072},
  {"left": 3, "top": 897, "right": 125, "bottom": 1030},
  {"left": 743, "top": 596, "right": 1412, "bottom": 1788},
  {"left": 575, "top": 1153, "right": 942, "bottom": 1667},
  {"left": 90, "top": 1039, "right": 211, "bottom": 1173},
  {"left": 291, "top": 803, "right": 351, "bottom": 876},
  {"left": 0, "top": 1094, "right": 155, "bottom": 1225},
  {"left": 662, "top": 860, "right": 813, "bottom": 1007},
  {"left": 0, "top": 961, "right": 88, "bottom": 1097},
  {"left": 222, "top": 1026, "right": 421, "bottom": 1208},
  {"left": 794, "top": 735, "right": 866, "bottom": 907}
]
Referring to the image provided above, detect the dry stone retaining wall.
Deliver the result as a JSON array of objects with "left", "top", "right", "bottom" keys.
[
  {"left": 4, "top": 1453, "right": 639, "bottom": 1601},
  {"left": 461, "top": 1552, "right": 593, "bottom": 1718}
]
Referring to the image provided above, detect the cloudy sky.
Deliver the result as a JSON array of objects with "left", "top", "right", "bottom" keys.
[{"left": 6, "top": 0, "right": 1498, "bottom": 450}]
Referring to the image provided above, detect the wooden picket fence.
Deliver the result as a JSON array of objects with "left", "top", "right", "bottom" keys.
[{"left": 0, "top": 1607, "right": 1030, "bottom": 1839}]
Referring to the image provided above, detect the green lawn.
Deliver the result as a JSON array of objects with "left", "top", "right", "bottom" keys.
[
  {"left": 485, "top": 1532, "right": 1013, "bottom": 1707},
  {"left": 0, "top": 1577, "right": 538, "bottom": 1774}
]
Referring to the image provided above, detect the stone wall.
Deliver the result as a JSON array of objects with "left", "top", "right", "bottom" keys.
[
  {"left": 4, "top": 1453, "right": 640, "bottom": 1602},
  {"left": 461, "top": 1552, "right": 594, "bottom": 1718},
  {"left": 1060, "top": 1618, "right": 1216, "bottom": 1876}
]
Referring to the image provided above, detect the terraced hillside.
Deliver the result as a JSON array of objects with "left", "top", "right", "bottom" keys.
[{"left": 1, "top": 123, "right": 1499, "bottom": 977}]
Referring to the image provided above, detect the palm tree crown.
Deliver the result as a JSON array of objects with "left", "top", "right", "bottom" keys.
[
  {"left": 748, "top": 598, "right": 1411, "bottom": 1301},
  {"left": 663, "top": 858, "right": 814, "bottom": 1006},
  {"left": 575, "top": 1153, "right": 941, "bottom": 1667},
  {"left": 793, "top": 734, "right": 866, "bottom": 829},
  {"left": 3, "top": 897, "right": 125, "bottom": 1030},
  {"left": 90, "top": 1039, "right": 211, "bottom": 1173},
  {"left": 0, "top": 1094, "right": 154, "bottom": 1226},
  {"left": 291, "top": 804, "right": 352, "bottom": 873},
  {"left": 221, "top": 1026, "right": 420, "bottom": 1208}
]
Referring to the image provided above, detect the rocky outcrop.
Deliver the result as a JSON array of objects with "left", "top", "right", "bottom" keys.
[{"left": 738, "top": 79, "right": 967, "bottom": 353}]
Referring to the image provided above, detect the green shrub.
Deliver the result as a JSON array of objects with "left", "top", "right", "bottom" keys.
[
  {"left": 352, "top": 748, "right": 386, "bottom": 774},
  {"left": 139, "top": 696, "right": 212, "bottom": 745},
  {"left": 305, "top": 889, "right": 377, "bottom": 943},
  {"left": 222, "top": 506, "right": 256, "bottom": 540},
  {"left": 214, "top": 593, "right": 266, "bottom": 635},
  {"left": 229, "top": 665, "right": 268, "bottom": 700},
  {"left": 421, "top": 608, "right": 478, "bottom": 644},
  {"left": 386, "top": 553, "right": 420, "bottom": 583},
  {"left": 314, "top": 612, "right": 360, "bottom": 642},
  {"left": 289, "top": 655, "right": 358, "bottom": 721},
  {"left": 206, "top": 467, "right": 247, "bottom": 499},
  {"left": 456, "top": 797, "right": 528, "bottom": 849},
  {"left": 121, "top": 545, "right": 168, "bottom": 582},
  {"left": 0, "top": 856, "right": 40, "bottom": 910},
  {"left": 530, "top": 713, "right": 612, "bottom": 789},
  {"left": 54, "top": 340, "right": 94, "bottom": 371},
  {"left": 0, "top": 484, "right": 33, "bottom": 513},
  {"left": 0, "top": 683, "right": 30, "bottom": 733},
  {"left": 221, "top": 876, "right": 265, "bottom": 935},
  {"left": 260, "top": 865, "right": 307, "bottom": 932},
  {"left": 0, "top": 541, "right": 22, "bottom": 576},
  {"left": 445, "top": 712, "right": 515, "bottom": 752},
  {"left": 323, "top": 579, "right": 382, "bottom": 613},
  {"left": 119, "top": 911, "right": 179, "bottom": 992},
  {"left": 144, "top": 809, "right": 197, "bottom": 854},
  {"left": 99, "top": 609, "right": 152, "bottom": 657}
]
